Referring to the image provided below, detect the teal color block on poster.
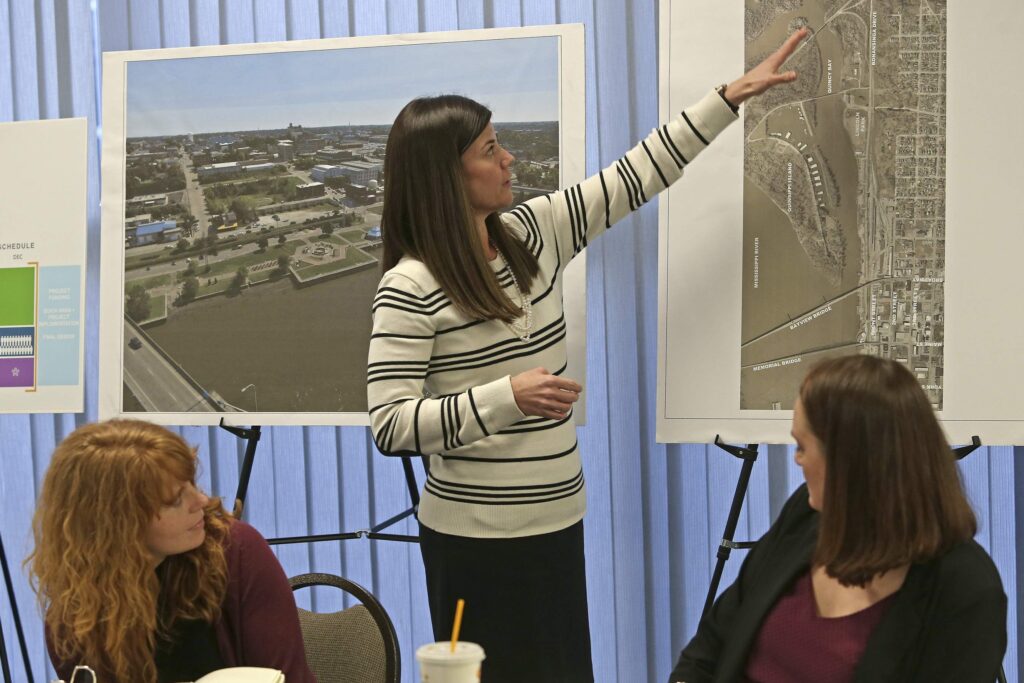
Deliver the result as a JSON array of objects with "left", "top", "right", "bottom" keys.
[{"left": 37, "top": 266, "right": 81, "bottom": 386}]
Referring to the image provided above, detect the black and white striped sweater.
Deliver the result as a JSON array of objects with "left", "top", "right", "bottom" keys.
[{"left": 367, "top": 90, "right": 737, "bottom": 538}]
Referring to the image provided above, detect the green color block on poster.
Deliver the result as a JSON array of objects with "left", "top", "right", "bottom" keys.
[{"left": 0, "top": 267, "right": 35, "bottom": 326}]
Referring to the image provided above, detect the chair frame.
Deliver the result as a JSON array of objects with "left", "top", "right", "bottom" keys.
[{"left": 289, "top": 572, "right": 401, "bottom": 683}]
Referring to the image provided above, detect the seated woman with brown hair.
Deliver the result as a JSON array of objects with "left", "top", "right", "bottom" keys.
[
  {"left": 670, "top": 355, "right": 1007, "bottom": 683},
  {"left": 28, "top": 419, "right": 316, "bottom": 683}
]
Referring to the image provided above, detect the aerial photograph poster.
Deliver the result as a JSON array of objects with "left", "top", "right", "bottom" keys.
[{"left": 100, "top": 26, "right": 585, "bottom": 426}]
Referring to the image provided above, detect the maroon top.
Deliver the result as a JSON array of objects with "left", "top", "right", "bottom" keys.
[
  {"left": 743, "top": 570, "right": 896, "bottom": 683},
  {"left": 48, "top": 520, "right": 316, "bottom": 682},
  {"left": 212, "top": 520, "right": 316, "bottom": 682}
]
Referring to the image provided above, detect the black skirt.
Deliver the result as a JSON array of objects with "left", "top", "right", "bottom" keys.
[{"left": 418, "top": 520, "right": 594, "bottom": 683}]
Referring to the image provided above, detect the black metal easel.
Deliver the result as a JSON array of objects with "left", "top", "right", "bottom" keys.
[
  {"left": 0, "top": 532, "right": 34, "bottom": 683},
  {"left": 218, "top": 419, "right": 423, "bottom": 546},
  {"left": 702, "top": 434, "right": 1007, "bottom": 683},
  {"left": 701, "top": 435, "right": 760, "bottom": 619}
]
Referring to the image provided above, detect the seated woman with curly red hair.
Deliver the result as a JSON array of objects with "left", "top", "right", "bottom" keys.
[{"left": 28, "top": 419, "right": 316, "bottom": 683}]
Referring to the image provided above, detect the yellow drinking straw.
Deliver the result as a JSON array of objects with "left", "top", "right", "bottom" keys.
[{"left": 450, "top": 598, "right": 466, "bottom": 653}]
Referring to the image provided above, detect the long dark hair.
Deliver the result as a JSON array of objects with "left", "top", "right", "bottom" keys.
[
  {"left": 800, "top": 355, "right": 977, "bottom": 586},
  {"left": 380, "top": 94, "right": 539, "bottom": 322}
]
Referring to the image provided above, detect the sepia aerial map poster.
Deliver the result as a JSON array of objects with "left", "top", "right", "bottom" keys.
[
  {"left": 657, "top": 0, "right": 1024, "bottom": 443},
  {"left": 741, "top": 1, "right": 946, "bottom": 410},
  {"left": 99, "top": 25, "right": 586, "bottom": 426}
]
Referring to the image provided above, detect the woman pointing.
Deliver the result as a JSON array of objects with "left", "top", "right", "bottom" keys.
[{"left": 368, "top": 28, "right": 810, "bottom": 683}]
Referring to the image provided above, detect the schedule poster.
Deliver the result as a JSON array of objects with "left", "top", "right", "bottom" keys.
[{"left": 0, "top": 118, "right": 88, "bottom": 414}]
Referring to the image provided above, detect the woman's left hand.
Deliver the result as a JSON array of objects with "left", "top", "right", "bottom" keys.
[{"left": 724, "top": 27, "right": 811, "bottom": 106}]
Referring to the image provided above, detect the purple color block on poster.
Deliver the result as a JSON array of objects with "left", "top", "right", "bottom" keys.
[{"left": 0, "top": 357, "right": 33, "bottom": 387}]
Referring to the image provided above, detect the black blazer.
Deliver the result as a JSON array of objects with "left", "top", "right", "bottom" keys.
[{"left": 670, "top": 485, "right": 1007, "bottom": 683}]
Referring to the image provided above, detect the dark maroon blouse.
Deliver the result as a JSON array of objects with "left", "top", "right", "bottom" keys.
[{"left": 743, "top": 570, "right": 896, "bottom": 683}]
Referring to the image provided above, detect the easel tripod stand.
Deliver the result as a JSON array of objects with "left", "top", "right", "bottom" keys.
[{"left": 219, "top": 419, "right": 424, "bottom": 546}]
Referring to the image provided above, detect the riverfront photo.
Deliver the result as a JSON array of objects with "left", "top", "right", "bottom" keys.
[
  {"left": 740, "top": 0, "right": 947, "bottom": 409},
  {"left": 117, "top": 34, "right": 564, "bottom": 415}
]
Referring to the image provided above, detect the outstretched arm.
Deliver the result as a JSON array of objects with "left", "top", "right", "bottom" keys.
[{"left": 505, "top": 29, "right": 812, "bottom": 269}]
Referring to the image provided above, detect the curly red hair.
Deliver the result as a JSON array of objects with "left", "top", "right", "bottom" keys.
[{"left": 28, "top": 419, "right": 231, "bottom": 682}]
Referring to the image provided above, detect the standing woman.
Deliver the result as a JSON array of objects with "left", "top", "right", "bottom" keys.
[
  {"left": 28, "top": 419, "right": 315, "bottom": 683},
  {"left": 368, "top": 29, "right": 809, "bottom": 682}
]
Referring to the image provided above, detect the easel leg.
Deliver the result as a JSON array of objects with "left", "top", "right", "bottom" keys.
[
  {"left": 0, "top": 611, "right": 11, "bottom": 683},
  {"left": 702, "top": 439, "right": 759, "bottom": 620},
  {"left": 218, "top": 420, "right": 262, "bottom": 517},
  {"left": 0, "top": 534, "right": 33, "bottom": 683}
]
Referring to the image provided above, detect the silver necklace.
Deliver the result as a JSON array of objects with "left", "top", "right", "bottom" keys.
[{"left": 492, "top": 246, "right": 533, "bottom": 342}]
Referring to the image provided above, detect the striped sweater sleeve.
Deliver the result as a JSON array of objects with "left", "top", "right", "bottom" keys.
[
  {"left": 366, "top": 270, "right": 526, "bottom": 456},
  {"left": 506, "top": 89, "right": 739, "bottom": 265}
]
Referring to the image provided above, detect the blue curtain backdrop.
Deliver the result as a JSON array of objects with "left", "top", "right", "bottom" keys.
[{"left": 0, "top": 1, "right": 1020, "bottom": 681}]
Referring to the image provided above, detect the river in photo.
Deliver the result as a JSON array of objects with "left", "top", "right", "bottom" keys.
[{"left": 741, "top": 0, "right": 869, "bottom": 408}]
